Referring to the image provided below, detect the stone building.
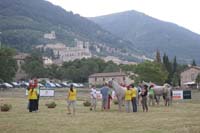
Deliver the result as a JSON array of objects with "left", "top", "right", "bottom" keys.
[
  {"left": 180, "top": 66, "right": 200, "bottom": 87},
  {"left": 89, "top": 72, "right": 131, "bottom": 86},
  {"left": 14, "top": 53, "right": 29, "bottom": 81},
  {"left": 39, "top": 39, "right": 92, "bottom": 64}
]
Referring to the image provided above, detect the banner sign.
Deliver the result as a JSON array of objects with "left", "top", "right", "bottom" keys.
[
  {"left": 40, "top": 89, "right": 55, "bottom": 97},
  {"left": 172, "top": 90, "right": 183, "bottom": 100},
  {"left": 25, "top": 89, "right": 55, "bottom": 97},
  {"left": 183, "top": 90, "right": 191, "bottom": 99}
]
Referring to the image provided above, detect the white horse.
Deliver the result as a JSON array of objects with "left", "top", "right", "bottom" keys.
[
  {"left": 108, "top": 80, "right": 126, "bottom": 111},
  {"left": 143, "top": 81, "right": 172, "bottom": 106}
]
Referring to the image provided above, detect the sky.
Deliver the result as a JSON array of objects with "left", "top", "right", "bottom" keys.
[{"left": 47, "top": 0, "right": 200, "bottom": 34}]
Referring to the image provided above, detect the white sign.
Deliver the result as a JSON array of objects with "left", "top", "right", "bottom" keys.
[
  {"left": 172, "top": 90, "right": 183, "bottom": 100},
  {"left": 25, "top": 89, "right": 55, "bottom": 97},
  {"left": 40, "top": 89, "right": 55, "bottom": 97}
]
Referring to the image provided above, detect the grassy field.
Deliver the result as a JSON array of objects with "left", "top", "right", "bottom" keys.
[{"left": 0, "top": 89, "right": 200, "bottom": 133}]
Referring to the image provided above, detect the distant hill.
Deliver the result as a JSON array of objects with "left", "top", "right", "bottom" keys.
[
  {"left": 90, "top": 10, "right": 200, "bottom": 64},
  {"left": 0, "top": 0, "right": 142, "bottom": 61}
]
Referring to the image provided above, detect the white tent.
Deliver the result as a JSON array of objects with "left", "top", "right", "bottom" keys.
[{"left": 183, "top": 81, "right": 195, "bottom": 85}]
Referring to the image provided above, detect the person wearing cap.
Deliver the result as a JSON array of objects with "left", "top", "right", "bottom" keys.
[
  {"left": 125, "top": 85, "right": 132, "bottom": 113},
  {"left": 100, "top": 82, "right": 110, "bottom": 111},
  {"left": 130, "top": 84, "right": 137, "bottom": 112},
  {"left": 67, "top": 84, "right": 77, "bottom": 115},
  {"left": 90, "top": 85, "right": 97, "bottom": 111}
]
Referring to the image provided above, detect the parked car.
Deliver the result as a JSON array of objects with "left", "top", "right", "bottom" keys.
[
  {"left": 61, "top": 82, "right": 68, "bottom": 87},
  {"left": 38, "top": 83, "right": 44, "bottom": 87},
  {"left": 78, "top": 83, "right": 84, "bottom": 88},
  {"left": 55, "top": 83, "right": 62, "bottom": 88},
  {"left": 20, "top": 81, "right": 29, "bottom": 88},
  {"left": 11, "top": 82, "right": 20, "bottom": 88},
  {"left": 45, "top": 82, "right": 56, "bottom": 88},
  {"left": 3, "top": 83, "right": 13, "bottom": 88}
]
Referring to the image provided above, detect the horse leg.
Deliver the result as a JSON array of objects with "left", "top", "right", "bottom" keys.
[
  {"left": 117, "top": 97, "right": 122, "bottom": 112},
  {"left": 155, "top": 95, "right": 158, "bottom": 105},
  {"left": 157, "top": 96, "right": 160, "bottom": 106}
]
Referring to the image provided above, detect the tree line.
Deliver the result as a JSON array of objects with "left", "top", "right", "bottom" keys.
[{"left": 0, "top": 47, "right": 199, "bottom": 86}]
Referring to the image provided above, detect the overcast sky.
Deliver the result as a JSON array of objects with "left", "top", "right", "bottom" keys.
[{"left": 47, "top": 0, "right": 200, "bottom": 34}]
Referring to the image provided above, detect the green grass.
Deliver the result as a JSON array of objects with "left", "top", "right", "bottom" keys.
[{"left": 0, "top": 90, "right": 200, "bottom": 133}]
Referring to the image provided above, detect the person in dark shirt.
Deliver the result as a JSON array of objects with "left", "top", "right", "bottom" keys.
[
  {"left": 141, "top": 85, "right": 148, "bottom": 112},
  {"left": 100, "top": 82, "right": 110, "bottom": 111}
]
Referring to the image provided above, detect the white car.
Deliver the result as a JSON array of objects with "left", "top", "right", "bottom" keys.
[{"left": 3, "top": 83, "right": 13, "bottom": 88}]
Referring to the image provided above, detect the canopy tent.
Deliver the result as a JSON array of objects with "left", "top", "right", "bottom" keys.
[{"left": 183, "top": 81, "right": 196, "bottom": 85}]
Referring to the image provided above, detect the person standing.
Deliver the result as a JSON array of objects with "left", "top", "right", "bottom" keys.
[
  {"left": 28, "top": 83, "right": 38, "bottom": 112},
  {"left": 125, "top": 85, "right": 132, "bottom": 113},
  {"left": 131, "top": 84, "right": 137, "bottom": 112},
  {"left": 34, "top": 79, "right": 40, "bottom": 111},
  {"left": 141, "top": 85, "right": 148, "bottom": 112},
  {"left": 148, "top": 85, "right": 155, "bottom": 106},
  {"left": 90, "top": 85, "right": 97, "bottom": 111},
  {"left": 100, "top": 82, "right": 109, "bottom": 111},
  {"left": 67, "top": 84, "right": 77, "bottom": 115},
  {"left": 107, "top": 89, "right": 113, "bottom": 110}
]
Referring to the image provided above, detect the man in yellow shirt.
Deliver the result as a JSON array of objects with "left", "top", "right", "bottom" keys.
[
  {"left": 131, "top": 84, "right": 137, "bottom": 112},
  {"left": 125, "top": 85, "right": 132, "bottom": 113},
  {"left": 67, "top": 84, "right": 77, "bottom": 115},
  {"left": 28, "top": 84, "right": 38, "bottom": 112}
]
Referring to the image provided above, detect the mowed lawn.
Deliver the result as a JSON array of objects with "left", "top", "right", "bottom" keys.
[{"left": 0, "top": 89, "right": 200, "bottom": 133}]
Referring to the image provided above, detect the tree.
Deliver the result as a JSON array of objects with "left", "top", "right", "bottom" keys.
[
  {"left": 155, "top": 49, "right": 161, "bottom": 63},
  {"left": 103, "top": 61, "right": 120, "bottom": 72},
  {"left": 0, "top": 47, "right": 17, "bottom": 82},
  {"left": 172, "top": 72, "right": 180, "bottom": 86},
  {"left": 172, "top": 56, "right": 177, "bottom": 74},
  {"left": 22, "top": 53, "right": 46, "bottom": 78},
  {"left": 134, "top": 61, "right": 168, "bottom": 85},
  {"left": 162, "top": 53, "right": 173, "bottom": 84},
  {"left": 192, "top": 59, "right": 196, "bottom": 66}
]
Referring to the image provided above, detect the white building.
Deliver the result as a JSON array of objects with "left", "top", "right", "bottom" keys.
[
  {"left": 43, "top": 57, "right": 53, "bottom": 65},
  {"left": 103, "top": 56, "right": 137, "bottom": 65},
  {"left": 42, "top": 39, "right": 92, "bottom": 63},
  {"left": 44, "top": 31, "right": 56, "bottom": 40}
]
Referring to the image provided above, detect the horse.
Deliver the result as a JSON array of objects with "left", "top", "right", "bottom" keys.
[
  {"left": 108, "top": 80, "right": 126, "bottom": 111},
  {"left": 143, "top": 81, "right": 172, "bottom": 106}
]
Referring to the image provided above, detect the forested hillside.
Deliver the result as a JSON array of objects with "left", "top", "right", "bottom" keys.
[
  {"left": 0, "top": 0, "right": 136, "bottom": 56},
  {"left": 90, "top": 10, "right": 200, "bottom": 64}
]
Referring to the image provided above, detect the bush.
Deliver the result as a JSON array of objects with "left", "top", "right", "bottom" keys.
[
  {"left": 83, "top": 100, "right": 91, "bottom": 107},
  {"left": 1, "top": 104, "right": 12, "bottom": 112},
  {"left": 113, "top": 99, "right": 118, "bottom": 105},
  {"left": 45, "top": 101, "right": 56, "bottom": 108}
]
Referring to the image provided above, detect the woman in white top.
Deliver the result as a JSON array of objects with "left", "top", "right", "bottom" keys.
[{"left": 90, "top": 85, "right": 97, "bottom": 111}]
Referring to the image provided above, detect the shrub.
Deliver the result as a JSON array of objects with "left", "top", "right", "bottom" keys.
[
  {"left": 45, "top": 101, "right": 56, "bottom": 108},
  {"left": 1, "top": 104, "right": 12, "bottom": 112},
  {"left": 83, "top": 100, "right": 91, "bottom": 107},
  {"left": 113, "top": 99, "right": 118, "bottom": 105}
]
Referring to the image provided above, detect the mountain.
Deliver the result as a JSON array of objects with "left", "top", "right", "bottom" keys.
[
  {"left": 90, "top": 10, "right": 200, "bottom": 64},
  {"left": 0, "top": 0, "right": 142, "bottom": 61}
]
